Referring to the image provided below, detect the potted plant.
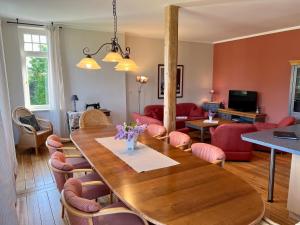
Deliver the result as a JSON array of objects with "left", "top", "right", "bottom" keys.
[{"left": 115, "top": 120, "right": 146, "bottom": 151}]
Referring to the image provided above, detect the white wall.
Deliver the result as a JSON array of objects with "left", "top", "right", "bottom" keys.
[
  {"left": 2, "top": 23, "right": 127, "bottom": 142},
  {"left": 125, "top": 35, "right": 213, "bottom": 120},
  {"left": 2, "top": 21, "right": 213, "bottom": 142},
  {"left": 60, "top": 28, "right": 127, "bottom": 125}
]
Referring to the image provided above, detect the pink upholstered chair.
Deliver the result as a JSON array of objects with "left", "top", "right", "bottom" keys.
[
  {"left": 254, "top": 116, "right": 296, "bottom": 131},
  {"left": 49, "top": 152, "right": 109, "bottom": 196},
  {"left": 61, "top": 178, "right": 148, "bottom": 225},
  {"left": 46, "top": 134, "right": 78, "bottom": 155},
  {"left": 146, "top": 124, "right": 167, "bottom": 138},
  {"left": 210, "top": 123, "right": 256, "bottom": 161},
  {"left": 49, "top": 152, "right": 111, "bottom": 218},
  {"left": 190, "top": 143, "right": 226, "bottom": 167},
  {"left": 168, "top": 131, "right": 191, "bottom": 150},
  {"left": 46, "top": 135, "right": 91, "bottom": 169}
]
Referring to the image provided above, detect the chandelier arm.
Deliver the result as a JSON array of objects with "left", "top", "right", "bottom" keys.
[
  {"left": 82, "top": 42, "right": 112, "bottom": 56},
  {"left": 115, "top": 42, "right": 131, "bottom": 58}
]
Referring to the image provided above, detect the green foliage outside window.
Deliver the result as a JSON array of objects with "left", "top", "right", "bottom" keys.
[{"left": 27, "top": 57, "right": 49, "bottom": 105}]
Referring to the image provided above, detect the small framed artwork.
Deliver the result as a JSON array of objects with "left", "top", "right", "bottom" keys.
[{"left": 158, "top": 64, "right": 184, "bottom": 99}]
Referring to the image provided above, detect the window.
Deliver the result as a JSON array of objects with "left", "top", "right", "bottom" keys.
[{"left": 19, "top": 27, "right": 50, "bottom": 110}]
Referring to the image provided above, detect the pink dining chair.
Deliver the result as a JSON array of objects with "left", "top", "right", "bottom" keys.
[
  {"left": 49, "top": 151, "right": 111, "bottom": 218},
  {"left": 61, "top": 178, "right": 149, "bottom": 225},
  {"left": 189, "top": 143, "right": 226, "bottom": 167},
  {"left": 168, "top": 131, "right": 191, "bottom": 150},
  {"left": 146, "top": 124, "right": 167, "bottom": 138},
  {"left": 46, "top": 134, "right": 78, "bottom": 155},
  {"left": 46, "top": 134, "right": 91, "bottom": 169}
]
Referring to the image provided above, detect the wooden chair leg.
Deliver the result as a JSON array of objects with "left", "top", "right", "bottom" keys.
[
  {"left": 110, "top": 191, "right": 113, "bottom": 204},
  {"left": 61, "top": 205, "right": 65, "bottom": 218},
  {"left": 35, "top": 147, "right": 39, "bottom": 155}
]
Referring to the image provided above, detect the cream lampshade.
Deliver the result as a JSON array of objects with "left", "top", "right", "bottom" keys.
[
  {"left": 76, "top": 56, "right": 101, "bottom": 70},
  {"left": 115, "top": 58, "right": 138, "bottom": 72},
  {"left": 102, "top": 51, "right": 123, "bottom": 62}
]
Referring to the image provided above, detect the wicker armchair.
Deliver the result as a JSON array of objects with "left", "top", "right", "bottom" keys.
[
  {"left": 12, "top": 106, "right": 53, "bottom": 155},
  {"left": 79, "top": 109, "right": 112, "bottom": 128}
]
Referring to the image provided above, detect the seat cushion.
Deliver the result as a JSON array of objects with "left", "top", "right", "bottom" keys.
[
  {"left": 79, "top": 172, "right": 110, "bottom": 200},
  {"left": 93, "top": 202, "right": 145, "bottom": 225},
  {"left": 19, "top": 114, "right": 41, "bottom": 131},
  {"left": 66, "top": 157, "right": 91, "bottom": 169}
]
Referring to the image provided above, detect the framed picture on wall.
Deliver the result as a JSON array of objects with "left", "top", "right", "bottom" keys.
[{"left": 158, "top": 64, "right": 184, "bottom": 99}]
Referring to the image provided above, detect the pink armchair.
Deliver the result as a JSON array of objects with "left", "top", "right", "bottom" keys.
[
  {"left": 210, "top": 123, "right": 256, "bottom": 161},
  {"left": 254, "top": 116, "right": 296, "bottom": 131},
  {"left": 61, "top": 178, "right": 148, "bottom": 225}
]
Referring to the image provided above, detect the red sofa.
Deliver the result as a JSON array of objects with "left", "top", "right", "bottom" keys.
[
  {"left": 254, "top": 116, "right": 296, "bottom": 131},
  {"left": 210, "top": 123, "right": 257, "bottom": 161},
  {"left": 132, "top": 103, "right": 206, "bottom": 131}
]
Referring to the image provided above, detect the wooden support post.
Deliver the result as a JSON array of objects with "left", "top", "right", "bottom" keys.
[{"left": 164, "top": 5, "right": 179, "bottom": 132}]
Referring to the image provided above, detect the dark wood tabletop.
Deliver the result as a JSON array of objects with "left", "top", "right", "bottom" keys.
[
  {"left": 186, "top": 118, "right": 234, "bottom": 129},
  {"left": 71, "top": 126, "right": 264, "bottom": 225}
]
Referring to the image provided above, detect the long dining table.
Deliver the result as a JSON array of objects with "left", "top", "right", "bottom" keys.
[{"left": 71, "top": 126, "right": 265, "bottom": 225}]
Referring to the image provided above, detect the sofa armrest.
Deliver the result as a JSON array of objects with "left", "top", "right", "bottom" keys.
[
  {"left": 209, "top": 127, "right": 216, "bottom": 136},
  {"left": 254, "top": 122, "right": 277, "bottom": 131}
]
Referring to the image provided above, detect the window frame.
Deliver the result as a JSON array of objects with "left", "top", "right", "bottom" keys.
[{"left": 18, "top": 26, "right": 50, "bottom": 111}]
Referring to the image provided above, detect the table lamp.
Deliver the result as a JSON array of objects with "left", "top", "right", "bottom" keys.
[
  {"left": 71, "top": 95, "right": 79, "bottom": 112},
  {"left": 136, "top": 76, "right": 149, "bottom": 113}
]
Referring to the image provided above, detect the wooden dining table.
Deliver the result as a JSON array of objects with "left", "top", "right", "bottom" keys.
[{"left": 71, "top": 126, "right": 265, "bottom": 225}]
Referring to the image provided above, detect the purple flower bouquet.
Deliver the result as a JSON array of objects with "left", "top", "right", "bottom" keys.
[{"left": 115, "top": 120, "right": 146, "bottom": 150}]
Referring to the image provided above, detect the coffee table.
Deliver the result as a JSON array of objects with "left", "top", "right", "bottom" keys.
[{"left": 186, "top": 118, "right": 234, "bottom": 142}]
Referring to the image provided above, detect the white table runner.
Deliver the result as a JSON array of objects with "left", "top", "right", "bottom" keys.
[{"left": 95, "top": 137, "right": 179, "bottom": 173}]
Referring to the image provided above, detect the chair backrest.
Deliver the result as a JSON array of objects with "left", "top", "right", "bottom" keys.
[
  {"left": 169, "top": 131, "right": 191, "bottom": 150},
  {"left": 12, "top": 106, "right": 32, "bottom": 126},
  {"left": 63, "top": 178, "right": 101, "bottom": 225},
  {"left": 278, "top": 116, "right": 296, "bottom": 127},
  {"left": 46, "top": 134, "right": 64, "bottom": 155},
  {"left": 79, "top": 109, "right": 111, "bottom": 128},
  {"left": 49, "top": 151, "right": 74, "bottom": 191},
  {"left": 147, "top": 124, "right": 167, "bottom": 138},
  {"left": 191, "top": 143, "right": 225, "bottom": 166}
]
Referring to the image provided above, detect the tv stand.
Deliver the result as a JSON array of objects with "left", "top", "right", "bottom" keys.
[{"left": 218, "top": 108, "right": 266, "bottom": 123}]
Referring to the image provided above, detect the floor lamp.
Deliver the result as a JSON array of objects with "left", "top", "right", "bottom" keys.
[{"left": 136, "top": 76, "right": 149, "bottom": 114}]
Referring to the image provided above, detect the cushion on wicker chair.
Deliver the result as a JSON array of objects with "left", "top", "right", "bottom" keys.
[{"left": 19, "top": 114, "right": 41, "bottom": 131}]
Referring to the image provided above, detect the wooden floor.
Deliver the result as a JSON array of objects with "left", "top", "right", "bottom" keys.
[{"left": 16, "top": 146, "right": 297, "bottom": 225}]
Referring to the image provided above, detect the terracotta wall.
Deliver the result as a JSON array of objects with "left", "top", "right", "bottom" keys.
[{"left": 213, "top": 29, "right": 300, "bottom": 122}]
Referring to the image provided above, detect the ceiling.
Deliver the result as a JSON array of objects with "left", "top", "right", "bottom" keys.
[{"left": 1, "top": 0, "right": 300, "bottom": 43}]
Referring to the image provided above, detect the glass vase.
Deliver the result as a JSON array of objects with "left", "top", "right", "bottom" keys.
[{"left": 126, "top": 136, "right": 138, "bottom": 151}]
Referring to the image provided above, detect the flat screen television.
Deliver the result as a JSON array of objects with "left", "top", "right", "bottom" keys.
[{"left": 228, "top": 90, "right": 257, "bottom": 112}]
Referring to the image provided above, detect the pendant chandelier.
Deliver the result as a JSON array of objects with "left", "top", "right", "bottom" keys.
[{"left": 76, "top": 0, "right": 138, "bottom": 71}]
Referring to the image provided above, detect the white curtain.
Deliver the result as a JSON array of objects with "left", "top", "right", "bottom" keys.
[
  {"left": 0, "top": 20, "right": 18, "bottom": 225},
  {"left": 48, "top": 26, "right": 68, "bottom": 137}
]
